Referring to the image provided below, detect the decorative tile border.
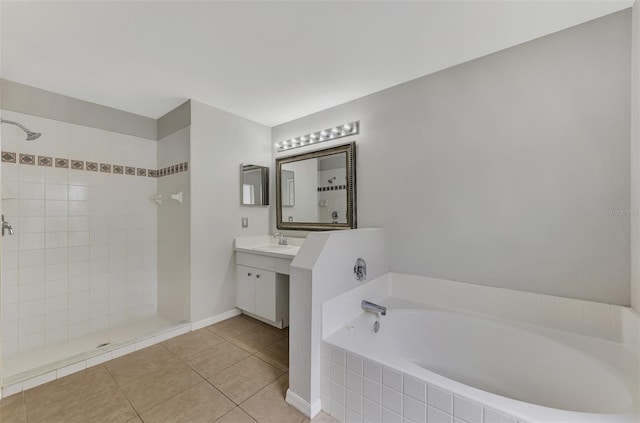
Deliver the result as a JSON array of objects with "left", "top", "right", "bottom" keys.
[
  {"left": 1, "top": 151, "right": 188, "bottom": 179},
  {"left": 19, "top": 154, "right": 35, "bottom": 165},
  {"left": 38, "top": 156, "right": 52, "bottom": 167},
  {"left": 158, "top": 162, "right": 188, "bottom": 177},
  {"left": 317, "top": 185, "right": 346, "bottom": 192},
  {"left": 2, "top": 152, "right": 16, "bottom": 163}
]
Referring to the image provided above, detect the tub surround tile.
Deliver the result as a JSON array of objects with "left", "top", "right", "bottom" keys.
[
  {"left": 346, "top": 388, "right": 363, "bottom": 414},
  {"left": 484, "top": 408, "right": 517, "bottom": 423},
  {"left": 330, "top": 400, "right": 346, "bottom": 423},
  {"left": 346, "top": 408, "right": 363, "bottom": 423},
  {"left": 323, "top": 346, "right": 522, "bottom": 423},
  {"left": 363, "top": 378, "right": 382, "bottom": 404},
  {"left": 382, "top": 386, "right": 402, "bottom": 415},
  {"left": 427, "top": 385, "right": 453, "bottom": 414},
  {"left": 331, "top": 381, "right": 346, "bottom": 405},
  {"left": 347, "top": 353, "right": 363, "bottom": 374},
  {"left": 381, "top": 407, "right": 401, "bottom": 423},
  {"left": 331, "top": 346, "right": 347, "bottom": 367},
  {"left": 427, "top": 405, "right": 453, "bottom": 423},
  {"left": 382, "top": 367, "right": 403, "bottom": 392},
  {"left": 363, "top": 398, "right": 381, "bottom": 423},
  {"left": 363, "top": 360, "right": 382, "bottom": 383},
  {"left": 331, "top": 363, "right": 346, "bottom": 386},
  {"left": 403, "top": 376, "right": 426, "bottom": 403},
  {"left": 346, "top": 369, "right": 363, "bottom": 394},
  {"left": 453, "top": 396, "right": 482, "bottom": 423},
  {"left": 403, "top": 395, "right": 426, "bottom": 423}
]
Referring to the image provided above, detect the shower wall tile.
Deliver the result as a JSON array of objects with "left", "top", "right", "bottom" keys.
[{"left": 1, "top": 110, "right": 159, "bottom": 356}]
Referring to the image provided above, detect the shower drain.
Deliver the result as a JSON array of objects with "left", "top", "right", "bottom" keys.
[{"left": 96, "top": 342, "right": 110, "bottom": 348}]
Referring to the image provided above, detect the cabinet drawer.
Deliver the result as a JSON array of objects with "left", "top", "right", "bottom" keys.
[{"left": 236, "top": 252, "right": 276, "bottom": 271}]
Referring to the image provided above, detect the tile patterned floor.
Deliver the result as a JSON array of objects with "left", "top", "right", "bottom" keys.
[{"left": 0, "top": 315, "right": 338, "bottom": 423}]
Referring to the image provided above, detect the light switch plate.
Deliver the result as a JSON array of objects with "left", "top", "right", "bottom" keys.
[{"left": 241, "top": 217, "right": 248, "bottom": 228}]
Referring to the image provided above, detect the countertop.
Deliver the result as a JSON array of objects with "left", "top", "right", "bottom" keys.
[{"left": 234, "top": 235, "right": 304, "bottom": 259}]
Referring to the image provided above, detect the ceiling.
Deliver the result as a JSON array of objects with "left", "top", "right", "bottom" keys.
[{"left": 0, "top": 1, "right": 633, "bottom": 127}]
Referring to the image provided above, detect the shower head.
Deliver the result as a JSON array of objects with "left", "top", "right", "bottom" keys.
[
  {"left": 1, "top": 118, "right": 42, "bottom": 141},
  {"left": 328, "top": 176, "right": 336, "bottom": 184},
  {"left": 26, "top": 131, "right": 42, "bottom": 141}
]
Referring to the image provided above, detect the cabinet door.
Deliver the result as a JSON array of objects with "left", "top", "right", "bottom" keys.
[
  {"left": 254, "top": 269, "right": 277, "bottom": 321},
  {"left": 236, "top": 264, "right": 255, "bottom": 313}
]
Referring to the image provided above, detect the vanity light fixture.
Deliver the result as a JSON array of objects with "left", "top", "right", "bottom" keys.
[{"left": 274, "top": 121, "right": 359, "bottom": 152}]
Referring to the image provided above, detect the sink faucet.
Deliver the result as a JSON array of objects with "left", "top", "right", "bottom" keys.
[
  {"left": 273, "top": 232, "right": 288, "bottom": 246},
  {"left": 361, "top": 300, "right": 386, "bottom": 316}
]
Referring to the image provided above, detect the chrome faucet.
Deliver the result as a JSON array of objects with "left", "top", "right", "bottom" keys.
[
  {"left": 2, "top": 215, "right": 14, "bottom": 236},
  {"left": 273, "top": 232, "right": 288, "bottom": 246},
  {"left": 361, "top": 300, "right": 386, "bottom": 316}
]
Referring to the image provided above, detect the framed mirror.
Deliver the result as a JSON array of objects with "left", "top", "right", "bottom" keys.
[
  {"left": 241, "top": 164, "right": 269, "bottom": 206},
  {"left": 276, "top": 142, "right": 356, "bottom": 230}
]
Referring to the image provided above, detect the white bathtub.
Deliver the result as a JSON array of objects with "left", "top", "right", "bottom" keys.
[{"left": 324, "top": 298, "right": 639, "bottom": 423}]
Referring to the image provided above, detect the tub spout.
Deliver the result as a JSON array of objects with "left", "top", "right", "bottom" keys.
[{"left": 362, "top": 300, "right": 386, "bottom": 316}]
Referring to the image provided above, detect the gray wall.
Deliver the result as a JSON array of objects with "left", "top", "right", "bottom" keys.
[
  {"left": 273, "top": 10, "right": 632, "bottom": 305},
  {"left": 0, "top": 79, "right": 158, "bottom": 140},
  {"left": 157, "top": 126, "right": 191, "bottom": 323}
]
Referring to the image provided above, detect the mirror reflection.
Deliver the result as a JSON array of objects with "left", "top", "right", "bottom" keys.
[
  {"left": 241, "top": 164, "right": 269, "bottom": 206},
  {"left": 276, "top": 142, "right": 356, "bottom": 230},
  {"left": 281, "top": 170, "right": 295, "bottom": 207}
]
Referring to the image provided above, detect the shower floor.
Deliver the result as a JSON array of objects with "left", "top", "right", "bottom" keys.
[{"left": 2, "top": 317, "right": 182, "bottom": 386}]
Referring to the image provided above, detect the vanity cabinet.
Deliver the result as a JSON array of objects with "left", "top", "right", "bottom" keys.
[{"left": 236, "top": 252, "right": 290, "bottom": 328}]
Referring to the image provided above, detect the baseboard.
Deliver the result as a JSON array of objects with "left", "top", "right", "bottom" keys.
[
  {"left": 285, "top": 389, "right": 322, "bottom": 418},
  {"left": 191, "top": 309, "right": 242, "bottom": 331}
]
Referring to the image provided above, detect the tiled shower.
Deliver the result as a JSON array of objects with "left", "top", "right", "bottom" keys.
[{"left": 0, "top": 109, "right": 189, "bottom": 387}]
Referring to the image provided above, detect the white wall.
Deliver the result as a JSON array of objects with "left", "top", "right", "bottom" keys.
[
  {"left": 189, "top": 100, "right": 271, "bottom": 322},
  {"left": 157, "top": 126, "right": 190, "bottom": 323},
  {"left": 631, "top": 2, "right": 640, "bottom": 314},
  {"left": 1, "top": 110, "right": 158, "bottom": 356},
  {"left": 288, "top": 228, "right": 390, "bottom": 414},
  {"left": 274, "top": 10, "right": 632, "bottom": 306}
]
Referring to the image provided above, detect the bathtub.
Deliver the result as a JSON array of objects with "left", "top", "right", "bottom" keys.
[{"left": 323, "top": 297, "right": 639, "bottom": 423}]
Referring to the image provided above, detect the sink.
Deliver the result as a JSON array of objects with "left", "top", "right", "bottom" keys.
[{"left": 252, "top": 244, "right": 296, "bottom": 252}]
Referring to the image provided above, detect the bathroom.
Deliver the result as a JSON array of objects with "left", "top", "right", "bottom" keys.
[{"left": 0, "top": 1, "right": 639, "bottom": 423}]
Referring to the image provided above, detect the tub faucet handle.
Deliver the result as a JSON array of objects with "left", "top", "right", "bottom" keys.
[{"left": 354, "top": 257, "right": 366, "bottom": 282}]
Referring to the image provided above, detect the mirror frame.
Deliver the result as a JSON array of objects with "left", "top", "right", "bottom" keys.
[
  {"left": 241, "top": 164, "right": 269, "bottom": 206},
  {"left": 276, "top": 142, "right": 356, "bottom": 231}
]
